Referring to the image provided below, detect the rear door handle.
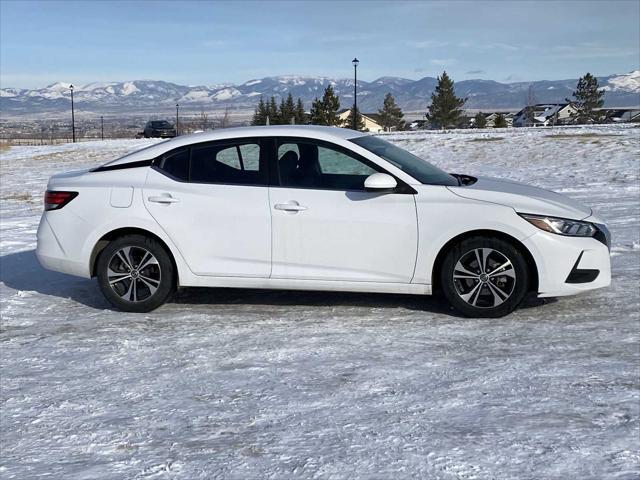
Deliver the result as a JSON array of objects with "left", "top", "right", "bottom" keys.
[
  {"left": 148, "top": 195, "right": 180, "bottom": 204},
  {"left": 274, "top": 202, "right": 307, "bottom": 212}
]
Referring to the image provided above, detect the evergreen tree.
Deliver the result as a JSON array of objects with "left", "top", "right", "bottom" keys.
[
  {"left": 343, "top": 105, "right": 366, "bottom": 131},
  {"left": 284, "top": 94, "right": 296, "bottom": 123},
  {"left": 267, "top": 96, "right": 279, "bottom": 125},
  {"left": 279, "top": 93, "right": 296, "bottom": 124},
  {"left": 309, "top": 85, "right": 341, "bottom": 126},
  {"left": 566, "top": 73, "right": 605, "bottom": 124},
  {"left": 473, "top": 112, "right": 487, "bottom": 129},
  {"left": 278, "top": 98, "right": 287, "bottom": 125},
  {"left": 426, "top": 71, "right": 466, "bottom": 129},
  {"left": 294, "top": 98, "right": 306, "bottom": 124},
  {"left": 322, "top": 85, "right": 341, "bottom": 126},
  {"left": 251, "top": 97, "right": 267, "bottom": 126},
  {"left": 309, "top": 97, "right": 325, "bottom": 125},
  {"left": 378, "top": 93, "right": 405, "bottom": 131},
  {"left": 493, "top": 113, "right": 508, "bottom": 128}
]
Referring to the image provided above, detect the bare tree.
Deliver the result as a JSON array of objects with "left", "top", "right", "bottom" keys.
[
  {"left": 217, "top": 106, "right": 232, "bottom": 128},
  {"left": 524, "top": 85, "right": 536, "bottom": 126},
  {"left": 197, "top": 108, "right": 209, "bottom": 130}
]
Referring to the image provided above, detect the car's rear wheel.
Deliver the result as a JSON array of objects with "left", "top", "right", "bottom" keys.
[
  {"left": 440, "top": 236, "right": 529, "bottom": 318},
  {"left": 96, "top": 234, "right": 175, "bottom": 312}
]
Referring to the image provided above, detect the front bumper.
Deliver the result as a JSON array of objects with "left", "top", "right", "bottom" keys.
[
  {"left": 522, "top": 229, "right": 611, "bottom": 297},
  {"left": 155, "top": 130, "right": 176, "bottom": 138}
]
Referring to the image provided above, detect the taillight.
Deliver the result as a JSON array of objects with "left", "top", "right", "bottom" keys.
[{"left": 44, "top": 190, "right": 78, "bottom": 211}]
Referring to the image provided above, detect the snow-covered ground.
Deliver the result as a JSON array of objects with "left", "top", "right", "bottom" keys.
[{"left": 1, "top": 125, "right": 639, "bottom": 479}]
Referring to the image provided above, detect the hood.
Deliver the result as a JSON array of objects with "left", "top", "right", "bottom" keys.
[{"left": 447, "top": 176, "right": 592, "bottom": 220}]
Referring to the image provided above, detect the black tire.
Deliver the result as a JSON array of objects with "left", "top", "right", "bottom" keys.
[
  {"left": 96, "top": 234, "right": 175, "bottom": 312},
  {"left": 440, "top": 236, "right": 529, "bottom": 318}
]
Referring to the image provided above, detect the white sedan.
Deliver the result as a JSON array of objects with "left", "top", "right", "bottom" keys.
[{"left": 36, "top": 126, "right": 611, "bottom": 317}]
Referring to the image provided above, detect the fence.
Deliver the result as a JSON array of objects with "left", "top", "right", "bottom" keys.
[{"left": 0, "top": 112, "right": 251, "bottom": 146}]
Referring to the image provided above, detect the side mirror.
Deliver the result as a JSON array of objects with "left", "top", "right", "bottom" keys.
[{"left": 364, "top": 173, "right": 397, "bottom": 192}]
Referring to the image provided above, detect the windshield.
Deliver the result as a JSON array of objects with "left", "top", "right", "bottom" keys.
[
  {"left": 151, "top": 121, "right": 171, "bottom": 128},
  {"left": 350, "top": 136, "right": 458, "bottom": 186}
]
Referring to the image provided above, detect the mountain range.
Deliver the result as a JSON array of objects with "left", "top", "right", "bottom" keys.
[{"left": 1, "top": 71, "right": 638, "bottom": 118}]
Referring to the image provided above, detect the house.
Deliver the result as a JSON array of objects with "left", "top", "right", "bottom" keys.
[
  {"left": 467, "top": 112, "right": 515, "bottom": 128},
  {"left": 512, "top": 103, "right": 576, "bottom": 127},
  {"left": 483, "top": 112, "right": 514, "bottom": 128},
  {"left": 337, "top": 109, "right": 385, "bottom": 133},
  {"left": 600, "top": 108, "right": 640, "bottom": 123}
]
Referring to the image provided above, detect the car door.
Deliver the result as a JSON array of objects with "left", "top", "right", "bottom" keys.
[
  {"left": 269, "top": 137, "right": 418, "bottom": 283},
  {"left": 143, "top": 139, "right": 271, "bottom": 277}
]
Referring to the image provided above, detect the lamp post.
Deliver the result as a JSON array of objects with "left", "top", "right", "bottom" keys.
[
  {"left": 70, "top": 84, "right": 76, "bottom": 143},
  {"left": 100, "top": 115, "right": 104, "bottom": 140},
  {"left": 352, "top": 58, "right": 359, "bottom": 130},
  {"left": 175, "top": 103, "right": 179, "bottom": 136}
]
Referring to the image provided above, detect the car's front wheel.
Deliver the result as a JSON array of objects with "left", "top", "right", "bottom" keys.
[
  {"left": 440, "top": 236, "right": 529, "bottom": 318},
  {"left": 96, "top": 234, "right": 175, "bottom": 312}
]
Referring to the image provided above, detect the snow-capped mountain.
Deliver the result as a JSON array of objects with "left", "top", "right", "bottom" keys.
[{"left": 1, "top": 71, "right": 638, "bottom": 117}]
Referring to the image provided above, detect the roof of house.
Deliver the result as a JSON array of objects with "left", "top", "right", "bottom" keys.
[
  {"left": 514, "top": 103, "right": 572, "bottom": 121},
  {"left": 362, "top": 113, "right": 383, "bottom": 124}
]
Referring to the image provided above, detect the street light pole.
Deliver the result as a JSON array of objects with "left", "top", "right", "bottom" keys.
[
  {"left": 70, "top": 84, "right": 76, "bottom": 143},
  {"left": 352, "top": 58, "right": 359, "bottom": 130},
  {"left": 176, "top": 104, "right": 179, "bottom": 136},
  {"left": 100, "top": 115, "right": 104, "bottom": 140}
]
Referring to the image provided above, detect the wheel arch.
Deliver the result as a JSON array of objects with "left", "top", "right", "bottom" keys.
[
  {"left": 431, "top": 229, "right": 539, "bottom": 293},
  {"left": 90, "top": 227, "right": 178, "bottom": 280}
]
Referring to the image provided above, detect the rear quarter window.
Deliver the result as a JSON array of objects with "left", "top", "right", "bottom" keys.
[{"left": 158, "top": 148, "right": 189, "bottom": 180}]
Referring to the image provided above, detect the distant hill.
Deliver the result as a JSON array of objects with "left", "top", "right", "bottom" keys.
[{"left": 1, "top": 71, "right": 638, "bottom": 117}]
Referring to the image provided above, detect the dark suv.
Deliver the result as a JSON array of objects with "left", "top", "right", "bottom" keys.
[{"left": 143, "top": 120, "right": 176, "bottom": 138}]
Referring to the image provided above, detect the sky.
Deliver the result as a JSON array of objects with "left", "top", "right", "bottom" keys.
[{"left": 1, "top": 0, "right": 639, "bottom": 89}]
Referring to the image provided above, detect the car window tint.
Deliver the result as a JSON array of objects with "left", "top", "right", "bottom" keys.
[
  {"left": 317, "top": 146, "right": 377, "bottom": 176},
  {"left": 190, "top": 142, "right": 263, "bottom": 185},
  {"left": 350, "top": 135, "right": 458, "bottom": 186},
  {"left": 278, "top": 143, "right": 299, "bottom": 159},
  {"left": 277, "top": 140, "right": 380, "bottom": 191},
  {"left": 216, "top": 146, "right": 241, "bottom": 169},
  {"left": 159, "top": 149, "right": 188, "bottom": 180},
  {"left": 239, "top": 144, "right": 260, "bottom": 171}
]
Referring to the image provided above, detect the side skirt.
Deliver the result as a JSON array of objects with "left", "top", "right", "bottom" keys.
[{"left": 179, "top": 276, "right": 431, "bottom": 295}]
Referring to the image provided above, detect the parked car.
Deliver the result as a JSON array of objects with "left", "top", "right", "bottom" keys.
[
  {"left": 143, "top": 120, "right": 176, "bottom": 138},
  {"left": 36, "top": 126, "right": 611, "bottom": 317}
]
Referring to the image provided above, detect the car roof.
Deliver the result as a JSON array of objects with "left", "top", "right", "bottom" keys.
[{"left": 104, "top": 125, "right": 370, "bottom": 167}]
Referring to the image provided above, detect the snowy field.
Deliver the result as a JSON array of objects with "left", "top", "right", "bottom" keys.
[{"left": 1, "top": 125, "right": 639, "bottom": 479}]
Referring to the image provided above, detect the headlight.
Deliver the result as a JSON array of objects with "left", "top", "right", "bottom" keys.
[{"left": 519, "top": 214, "right": 596, "bottom": 237}]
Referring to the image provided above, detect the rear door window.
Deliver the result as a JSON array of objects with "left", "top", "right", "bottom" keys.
[{"left": 190, "top": 141, "right": 264, "bottom": 185}]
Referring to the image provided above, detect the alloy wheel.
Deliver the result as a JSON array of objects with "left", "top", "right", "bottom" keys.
[
  {"left": 452, "top": 248, "right": 516, "bottom": 308},
  {"left": 107, "top": 246, "right": 162, "bottom": 302}
]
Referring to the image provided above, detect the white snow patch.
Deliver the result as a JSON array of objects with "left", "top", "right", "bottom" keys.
[
  {"left": 212, "top": 87, "right": 241, "bottom": 101},
  {"left": 606, "top": 70, "right": 640, "bottom": 93},
  {"left": 179, "top": 90, "right": 213, "bottom": 102},
  {"left": 121, "top": 82, "right": 139, "bottom": 96}
]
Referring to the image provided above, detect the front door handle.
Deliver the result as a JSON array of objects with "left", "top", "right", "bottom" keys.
[
  {"left": 274, "top": 201, "right": 307, "bottom": 212},
  {"left": 148, "top": 195, "right": 180, "bottom": 204}
]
